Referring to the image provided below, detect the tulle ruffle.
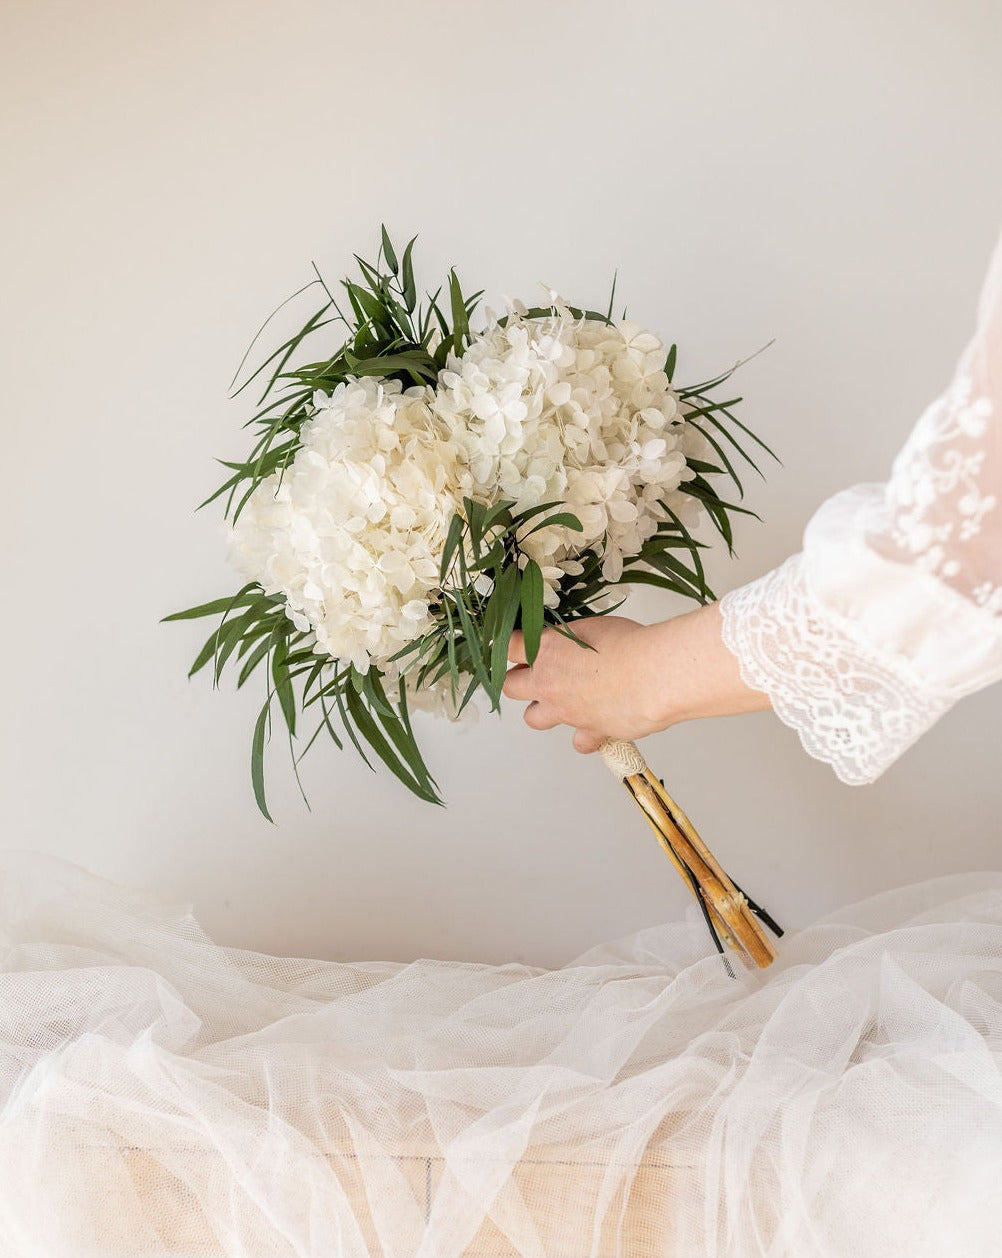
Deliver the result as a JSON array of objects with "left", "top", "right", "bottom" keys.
[{"left": 2, "top": 850, "right": 1001, "bottom": 1257}]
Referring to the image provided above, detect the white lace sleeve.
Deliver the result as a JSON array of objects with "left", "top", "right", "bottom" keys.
[{"left": 719, "top": 230, "right": 1002, "bottom": 784}]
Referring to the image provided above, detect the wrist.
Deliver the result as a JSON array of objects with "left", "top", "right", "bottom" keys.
[
  {"left": 639, "top": 602, "right": 771, "bottom": 729},
  {"left": 633, "top": 616, "right": 693, "bottom": 730}
]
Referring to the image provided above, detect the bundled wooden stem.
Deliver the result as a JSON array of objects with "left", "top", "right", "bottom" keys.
[{"left": 599, "top": 739, "right": 782, "bottom": 970}]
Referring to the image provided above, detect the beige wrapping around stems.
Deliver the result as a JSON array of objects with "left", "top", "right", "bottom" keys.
[
  {"left": 598, "top": 738, "right": 648, "bottom": 778},
  {"left": 598, "top": 738, "right": 777, "bottom": 969}
]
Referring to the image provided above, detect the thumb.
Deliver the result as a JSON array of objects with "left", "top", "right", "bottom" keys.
[{"left": 507, "top": 630, "right": 527, "bottom": 665}]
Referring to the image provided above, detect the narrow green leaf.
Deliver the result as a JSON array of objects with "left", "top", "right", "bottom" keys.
[
  {"left": 214, "top": 604, "right": 267, "bottom": 683},
  {"left": 679, "top": 479, "right": 760, "bottom": 519},
  {"left": 271, "top": 636, "right": 297, "bottom": 736},
  {"left": 251, "top": 695, "right": 274, "bottom": 822},
  {"left": 344, "top": 683, "right": 441, "bottom": 803},
  {"left": 317, "top": 690, "right": 344, "bottom": 751},
  {"left": 360, "top": 668, "right": 396, "bottom": 719},
  {"left": 227, "top": 279, "right": 323, "bottom": 395},
  {"left": 371, "top": 679, "right": 437, "bottom": 795},
  {"left": 550, "top": 612, "right": 597, "bottom": 650},
  {"left": 658, "top": 501, "right": 706, "bottom": 592},
  {"left": 451, "top": 592, "right": 492, "bottom": 696},
  {"left": 380, "top": 225, "right": 398, "bottom": 274},
  {"left": 332, "top": 678, "right": 373, "bottom": 769},
  {"left": 448, "top": 269, "right": 470, "bottom": 352},
  {"left": 511, "top": 499, "right": 566, "bottom": 528},
  {"left": 161, "top": 583, "right": 260, "bottom": 623},
  {"left": 440, "top": 512, "right": 465, "bottom": 584},
  {"left": 522, "top": 511, "right": 583, "bottom": 538},
  {"left": 237, "top": 630, "right": 278, "bottom": 688},
  {"left": 489, "top": 568, "right": 521, "bottom": 706},
  {"left": 189, "top": 630, "right": 220, "bottom": 679},
  {"left": 606, "top": 270, "right": 618, "bottom": 323},
  {"left": 401, "top": 235, "right": 417, "bottom": 311},
  {"left": 344, "top": 353, "right": 437, "bottom": 381},
  {"left": 683, "top": 457, "right": 725, "bottom": 476},
  {"left": 519, "top": 559, "right": 545, "bottom": 665},
  {"left": 644, "top": 550, "right": 709, "bottom": 601}
]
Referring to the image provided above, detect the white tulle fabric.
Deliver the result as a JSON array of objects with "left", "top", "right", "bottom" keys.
[
  {"left": 721, "top": 230, "right": 1002, "bottom": 784},
  {"left": 2, "top": 850, "right": 1002, "bottom": 1258}
]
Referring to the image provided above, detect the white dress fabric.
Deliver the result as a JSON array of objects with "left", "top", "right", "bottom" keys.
[
  {"left": 3, "top": 237, "right": 1002, "bottom": 1257},
  {"left": 2, "top": 851, "right": 1002, "bottom": 1258},
  {"left": 720, "top": 230, "right": 1002, "bottom": 784}
]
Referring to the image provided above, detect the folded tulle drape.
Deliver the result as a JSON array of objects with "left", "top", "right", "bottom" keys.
[{"left": 1, "top": 850, "right": 1001, "bottom": 1257}]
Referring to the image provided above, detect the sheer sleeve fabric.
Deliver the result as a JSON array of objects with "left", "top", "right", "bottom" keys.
[{"left": 719, "top": 231, "right": 1002, "bottom": 784}]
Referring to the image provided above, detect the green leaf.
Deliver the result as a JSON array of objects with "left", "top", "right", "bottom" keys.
[
  {"left": 380, "top": 225, "right": 398, "bottom": 274},
  {"left": 238, "top": 631, "right": 277, "bottom": 688},
  {"left": 344, "top": 281, "right": 391, "bottom": 336},
  {"left": 271, "top": 636, "right": 297, "bottom": 736},
  {"left": 360, "top": 668, "right": 396, "bottom": 719},
  {"left": 550, "top": 613, "right": 597, "bottom": 650},
  {"left": 251, "top": 696, "right": 274, "bottom": 822},
  {"left": 519, "top": 559, "right": 545, "bottom": 665},
  {"left": 521, "top": 511, "right": 583, "bottom": 538},
  {"left": 451, "top": 591, "right": 492, "bottom": 696},
  {"left": 448, "top": 269, "right": 470, "bottom": 353},
  {"left": 644, "top": 550, "right": 709, "bottom": 601},
  {"left": 329, "top": 679, "right": 371, "bottom": 768},
  {"left": 230, "top": 296, "right": 332, "bottom": 401},
  {"left": 188, "top": 629, "right": 220, "bottom": 679},
  {"left": 161, "top": 583, "right": 260, "bottom": 623},
  {"left": 688, "top": 418, "right": 746, "bottom": 494},
  {"left": 344, "top": 683, "right": 441, "bottom": 804},
  {"left": 652, "top": 502, "right": 707, "bottom": 592},
  {"left": 316, "top": 690, "right": 344, "bottom": 751},
  {"left": 665, "top": 343, "right": 677, "bottom": 382},
  {"left": 369, "top": 675, "right": 438, "bottom": 796},
  {"left": 440, "top": 512, "right": 465, "bottom": 584},
  {"left": 489, "top": 567, "right": 521, "bottom": 706},
  {"left": 680, "top": 478, "right": 760, "bottom": 519},
  {"left": 352, "top": 253, "right": 383, "bottom": 292},
  {"left": 683, "top": 457, "right": 725, "bottom": 476},
  {"left": 401, "top": 235, "right": 417, "bottom": 311},
  {"left": 213, "top": 604, "right": 267, "bottom": 683},
  {"left": 511, "top": 499, "right": 567, "bottom": 528},
  {"left": 441, "top": 599, "right": 461, "bottom": 700},
  {"left": 343, "top": 352, "right": 437, "bottom": 381}
]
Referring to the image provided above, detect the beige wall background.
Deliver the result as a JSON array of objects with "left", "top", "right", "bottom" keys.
[{"left": 2, "top": 0, "right": 1000, "bottom": 966}]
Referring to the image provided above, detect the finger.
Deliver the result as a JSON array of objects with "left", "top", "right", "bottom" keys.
[
  {"left": 572, "top": 728, "right": 605, "bottom": 754},
  {"left": 507, "top": 630, "right": 527, "bottom": 665},
  {"left": 502, "top": 664, "right": 533, "bottom": 701},
  {"left": 524, "top": 701, "right": 560, "bottom": 731}
]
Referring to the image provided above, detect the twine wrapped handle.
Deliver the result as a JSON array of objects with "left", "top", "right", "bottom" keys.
[{"left": 597, "top": 737, "right": 782, "bottom": 970}]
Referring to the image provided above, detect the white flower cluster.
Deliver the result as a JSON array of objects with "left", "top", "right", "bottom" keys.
[
  {"left": 229, "top": 377, "right": 471, "bottom": 673},
  {"left": 434, "top": 304, "right": 696, "bottom": 593},
  {"left": 228, "top": 303, "right": 702, "bottom": 676}
]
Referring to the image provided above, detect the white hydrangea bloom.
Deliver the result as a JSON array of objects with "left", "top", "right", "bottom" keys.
[
  {"left": 228, "top": 377, "right": 471, "bottom": 673},
  {"left": 432, "top": 304, "right": 697, "bottom": 598},
  {"left": 228, "top": 304, "right": 706, "bottom": 679}
]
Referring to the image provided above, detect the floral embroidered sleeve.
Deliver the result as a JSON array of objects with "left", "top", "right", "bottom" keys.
[{"left": 719, "top": 231, "right": 1002, "bottom": 784}]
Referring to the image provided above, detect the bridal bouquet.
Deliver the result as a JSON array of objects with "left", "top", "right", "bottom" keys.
[{"left": 167, "top": 229, "right": 770, "bottom": 820}]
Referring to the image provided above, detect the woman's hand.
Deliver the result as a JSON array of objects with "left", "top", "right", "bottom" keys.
[{"left": 503, "top": 601, "right": 771, "bottom": 753}]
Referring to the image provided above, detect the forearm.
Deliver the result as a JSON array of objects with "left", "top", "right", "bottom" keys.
[{"left": 641, "top": 602, "right": 773, "bottom": 728}]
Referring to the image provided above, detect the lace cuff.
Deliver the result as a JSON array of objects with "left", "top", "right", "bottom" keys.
[{"left": 718, "top": 555, "right": 956, "bottom": 785}]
